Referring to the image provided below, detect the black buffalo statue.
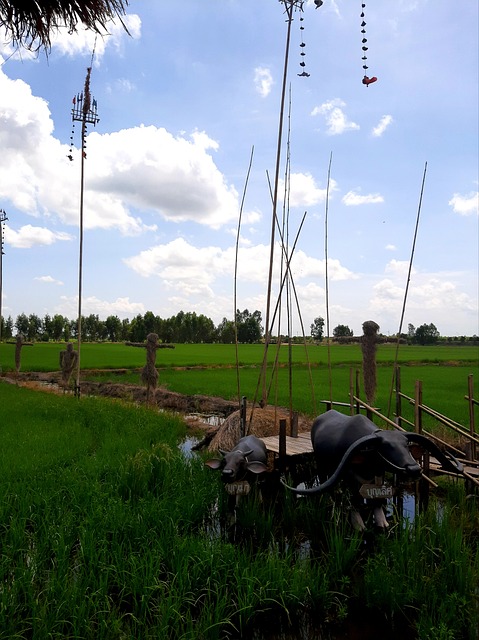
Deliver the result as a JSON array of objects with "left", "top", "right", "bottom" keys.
[
  {"left": 283, "top": 409, "right": 464, "bottom": 530},
  {"left": 205, "top": 435, "right": 269, "bottom": 483}
]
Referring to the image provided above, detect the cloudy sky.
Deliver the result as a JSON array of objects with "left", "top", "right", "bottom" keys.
[{"left": 0, "top": 0, "right": 477, "bottom": 337}]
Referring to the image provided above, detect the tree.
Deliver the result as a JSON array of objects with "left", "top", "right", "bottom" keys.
[
  {"left": 105, "top": 315, "right": 122, "bottom": 342},
  {"left": 0, "top": 0, "right": 129, "bottom": 52},
  {"left": 310, "top": 316, "right": 325, "bottom": 341},
  {"left": 15, "top": 312, "right": 29, "bottom": 337},
  {"left": 333, "top": 324, "right": 353, "bottom": 338},
  {"left": 27, "top": 313, "right": 42, "bottom": 341},
  {"left": 236, "top": 309, "right": 262, "bottom": 343},
  {"left": 51, "top": 314, "right": 67, "bottom": 341},
  {"left": 415, "top": 323, "right": 439, "bottom": 345},
  {"left": 4, "top": 315, "right": 13, "bottom": 339},
  {"left": 217, "top": 317, "right": 235, "bottom": 344}
]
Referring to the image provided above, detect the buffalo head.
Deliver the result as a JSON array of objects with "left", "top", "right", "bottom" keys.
[{"left": 205, "top": 435, "right": 268, "bottom": 483}]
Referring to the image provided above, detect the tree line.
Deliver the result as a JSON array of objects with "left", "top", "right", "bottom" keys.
[
  {"left": 310, "top": 317, "right": 477, "bottom": 345},
  {"left": 0, "top": 309, "right": 263, "bottom": 344}
]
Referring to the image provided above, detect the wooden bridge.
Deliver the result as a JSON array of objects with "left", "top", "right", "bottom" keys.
[{"left": 257, "top": 372, "right": 479, "bottom": 491}]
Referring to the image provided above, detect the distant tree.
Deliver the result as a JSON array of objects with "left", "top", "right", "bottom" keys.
[
  {"left": 129, "top": 314, "right": 146, "bottom": 342},
  {"left": 415, "top": 323, "right": 440, "bottom": 345},
  {"left": 42, "top": 314, "right": 53, "bottom": 341},
  {"left": 4, "top": 315, "right": 13, "bottom": 339},
  {"left": 236, "top": 309, "right": 262, "bottom": 343},
  {"left": 310, "top": 316, "right": 325, "bottom": 341},
  {"left": 15, "top": 313, "right": 29, "bottom": 337},
  {"left": 407, "top": 323, "right": 416, "bottom": 341},
  {"left": 120, "top": 318, "right": 131, "bottom": 341},
  {"left": 51, "top": 314, "right": 68, "bottom": 341},
  {"left": 27, "top": 313, "right": 42, "bottom": 341},
  {"left": 83, "top": 314, "right": 103, "bottom": 341},
  {"left": 143, "top": 311, "right": 157, "bottom": 336},
  {"left": 217, "top": 317, "right": 235, "bottom": 344},
  {"left": 333, "top": 324, "right": 353, "bottom": 338},
  {"left": 105, "top": 315, "right": 122, "bottom": 342}
]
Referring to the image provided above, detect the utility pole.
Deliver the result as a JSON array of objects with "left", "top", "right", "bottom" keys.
[
  {"left": 0, "top": 208, "right": 8, "bottom": 343},
  {"left": 70, "top": 67, "right": 100, "bottom": 397}
]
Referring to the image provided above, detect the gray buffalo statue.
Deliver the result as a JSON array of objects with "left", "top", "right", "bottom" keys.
[
  {"left": 282, "top": 409, "right": 464, "bottom": 530},
  {"left": 205, "top": 435, "right": 268, "bottom": 483}
]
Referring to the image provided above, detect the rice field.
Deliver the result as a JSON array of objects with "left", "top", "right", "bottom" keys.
[{"left": 0, "top": 343, "right": 478, "bottom": 638}]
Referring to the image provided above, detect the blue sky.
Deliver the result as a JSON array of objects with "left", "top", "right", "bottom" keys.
[{"left": 0, "top": 0, "right": 478, "bottom": 337}]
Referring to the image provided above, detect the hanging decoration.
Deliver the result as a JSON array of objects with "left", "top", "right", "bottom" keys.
[
  {"left": 297, "top": 2, "right": 310, "bottom": 77},
  {"left": 360, "top": 2, "right": 377, "bottom": 86}
]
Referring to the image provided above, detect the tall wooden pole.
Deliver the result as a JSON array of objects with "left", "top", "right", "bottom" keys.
[
  {"left": 0, "top": 208, "right": 8, "bottom": 343},
  {"left": 261, "top": 1, "right": 297, "bottom": 406},
  {"left": 71, "top": 67, "right": 99, "bottom": 396}
]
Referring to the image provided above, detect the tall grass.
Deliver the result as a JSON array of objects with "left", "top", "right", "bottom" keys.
[{"left": 0, "top": 382, "right": 477, "bottom": 638}]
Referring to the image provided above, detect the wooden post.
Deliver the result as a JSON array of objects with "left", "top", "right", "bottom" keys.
[
  {"left": 414, "top": 379, "right": 423, "bottom": 434},
  {"left": 290, "top": 412, "right": 298, "bottom": 438},
  {"left": 467, "top": 375, "right": 476, "bottom": 461},
  {"left": 395, "top": 365, "right": 402, "bottom": 428},
  {"left": 349, "top": 367, "right": 355, "bottom": 415},
  {"left": 356, "top": 369, "right": 363, "bottom": 416},
  {"left": 240, "top": 396, "right": 247, "bottom": 438},
  {"left": 279, "top": 419, "right": 287, "bottom": 472}
]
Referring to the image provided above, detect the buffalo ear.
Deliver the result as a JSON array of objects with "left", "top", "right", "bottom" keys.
[
  {"left": 246, "top": 461, "right": 268, "bottom": 474},
  {"left": 204, "top": 459, "right": 223, "bottom": 470}
]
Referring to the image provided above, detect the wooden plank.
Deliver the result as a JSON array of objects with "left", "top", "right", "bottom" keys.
[{"left": 260, "top": 432, "right": 313, "bottom": 456}]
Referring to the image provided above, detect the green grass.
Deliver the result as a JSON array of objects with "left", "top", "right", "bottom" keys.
[
  {"left": 1, "top": 341, "right": 478, "bottom": 373},
  {"left": 0, "top": 383, "right": 478, "bottom": 638}
]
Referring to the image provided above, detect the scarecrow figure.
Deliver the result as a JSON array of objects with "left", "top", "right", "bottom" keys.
[
  {"left": 7, "top": 334, "right": 34, "bottom": 376},
  {"left": 361, "top": 320, "right": 380, "bottom": 405},
  {"left": 59, "top": 342, "right": 78, "bottom": 391},
  {"left": 126, "top": 333, "right": 174, "bottom": 404}
]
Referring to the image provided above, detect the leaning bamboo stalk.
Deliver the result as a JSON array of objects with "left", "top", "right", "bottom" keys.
[{"left": 387, "top": 162, "right": 428, "bottom": 417}]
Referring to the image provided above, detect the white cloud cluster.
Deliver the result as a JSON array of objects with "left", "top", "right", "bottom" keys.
[
  {"left": 0, "top": 68, "right": 241, "bottom": 242},
  {"left": 372, "top": 115, "right": 394, "bottom": 137},
  {"left": 311, "top": 99, "right": 359, "bottom": 135},
  {"left": 342, "top": 191, "right": 384, "bottom": 206},
  {"left": 254, "top": 66, "right": 273, "bottom": 97},
  {"left": 279, "top": 173, "right": 338, "bottom": 207},
  {"left": 448, "top": 191, "right": 479, "bottom": 216}
]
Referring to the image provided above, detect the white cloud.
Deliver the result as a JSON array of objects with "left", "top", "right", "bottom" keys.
[
  {"left": 4, "top": 224, "right": 73, "bottom": 249},
  {"left": 48, "top": 14, "right": 141, "bottom": 61},
  {"left": 279, "top": 173, "right": 338, "bottom": 207},
  {"left": 34, "top": 276, "right": 64, "bottom": 285},
  {"left": 58, "top": 295, "right": 145, "bottom": 319},
  {"left": 372, "top": 115, "right": 393, "bottom": 137},
  {"left": 448, "top": 191, "right": 479, "bottom": 216},
  {"left": 385, "top": 244, "right": 397, "bottom": 251},
  {"left": 87, "top": 125, "right": 239, "bottom": 229},
  {"left": 0, "top": 69, "right": 240, "bottom": 234},
  {"left": 311, "top": 99, "right": 359, "bottom": 135},
  {"left": 342, "top": 190, "right": 384, "bottom": 205},
  {"left": 254, "top": 66, "right": 273, "bottom": 97}
]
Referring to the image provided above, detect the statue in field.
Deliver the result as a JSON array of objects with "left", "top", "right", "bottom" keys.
[
  {"left": 59, "top": 342, "right": 78, "bottom": 391},
  {"left": 361, "top": 320, "right": 380, "bottom": 405},
  {"left": 126, "top": 333, "right": 174, "bottom": 403},
  {"left": 7, "top": 334, "right": 34, "bottom": 376}
]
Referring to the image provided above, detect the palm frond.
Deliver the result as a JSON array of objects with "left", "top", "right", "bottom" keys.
[{"left": 0, "top": 0, "right": 129, "bottom": 51}]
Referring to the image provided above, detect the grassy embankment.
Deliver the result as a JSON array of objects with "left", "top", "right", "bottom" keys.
[{"left": 0, "top": 381, "right": 478, "bottom": 639}]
